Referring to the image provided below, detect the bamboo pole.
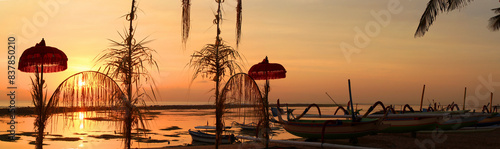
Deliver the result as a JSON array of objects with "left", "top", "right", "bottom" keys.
[
  {"left": 348, "top": 79, "right": 355, "bottom": 121},
  {"left": 490, "top": 92, "right": 493, "bottom": 112},
  {"left": 420, "top": 84, "right": 426, "bottom": 112},
  {"left": 463, "top": 87, "right": 467, "bottom": 110}
]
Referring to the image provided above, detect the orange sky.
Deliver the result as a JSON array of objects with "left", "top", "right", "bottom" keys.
[{"left": 1, "top": 0, "right": 500, "bottom": 108}]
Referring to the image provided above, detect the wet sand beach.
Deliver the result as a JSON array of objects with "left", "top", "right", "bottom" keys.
[{"left": 156, "top": 128, "right": 500, "bottom": 149}]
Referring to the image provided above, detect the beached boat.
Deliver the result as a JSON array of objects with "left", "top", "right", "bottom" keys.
[
  {"left": 188, "top": 129, "right": 236, "bottom": 144},
  {"left": 361, "top": 102, "right": 440, "bottom": 133},
  {"left": 476, "top": 101, "right": 500, "bottom": 127},
  {"left": 419, "top": 105, "right": 488, "bottom": 130},
  {"left": 273, "top": 101, "right": 389, "bottom": 142},
  {"left": 435, "top": 111, "right": 487, "bottom": 130},
  {"left": 392, "top": 108, "right": 487, "bottom": 130},
  {"left": 278, "top": 117, "right": 386, "bottom": 140},
  {"left": 232, "top": 122, "right": 258, "bottom": 130},
  {"left": 476, "top": 113, "right": 500, "bottom": 127},
  {"left": 302, "top": 113, "right": 444, "bottom": 133},
  {"left": 232, "top": 122, "right": 280, "bottom": 130},
  {"left": 194, "top": 125, "right": 231, "bottom": 130},
  {"left": 303, "top": 101, "right": 443, "bottom": 134}
]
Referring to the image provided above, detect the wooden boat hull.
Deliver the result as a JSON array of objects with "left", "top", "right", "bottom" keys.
[
  {"left": 380, "top": 117, "right": 439, "bottom": 133},
  {"left": 233, "top": 122, "right": 258, "bottom": 130},
  {"left": 233, "top": 122, "right": 279, "bottom": 130},
  {"left": 476, "top": 114, "right": 500, "bottom": 127},
  {"left": 282, "top": 119, "right": 387, "bottom": 139},
  {"left": 438, "top": 113, "right": 487, "bottom": 130},
  {"left": 188, "top": 130, "right": 235, "bottom": 144}
]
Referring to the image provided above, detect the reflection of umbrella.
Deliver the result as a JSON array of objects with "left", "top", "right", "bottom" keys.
[
  {"left": 248, "top": 56, "right": 286, "bottom": 148},
  {"left": 18, "top": 38, "right": 67, "bottom": 149}
]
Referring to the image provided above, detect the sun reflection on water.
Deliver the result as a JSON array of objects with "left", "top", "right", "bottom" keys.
[{"left": 79, "top": 112, "right": 84, "bottom": 120}]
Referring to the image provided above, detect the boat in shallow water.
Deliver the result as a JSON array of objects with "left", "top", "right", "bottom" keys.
[{"left": 188, "top": 129, "right": 236, "bottom": 144}]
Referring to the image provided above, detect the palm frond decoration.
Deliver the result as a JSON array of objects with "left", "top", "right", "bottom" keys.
[
  {"left": 189, "top": 39, "right": 242, "bottom": 148},
  {"left": 188, "top": 1, "right": 244, "bottom": 148},
  {"left": 189, "top": 39, "right": 242, "bottom": 83},
  {"left": 489, "top": 7, "right": 500, "bottom": 31},
  {"left": 220, "top": 73, "right": 264, "bottom": 129},
  {"left": 236, "top": 0, "right": 242, "bottom": 47},
  {"left": 49, "top": 71, "right": 152, "bottom": 149},
  {"left": 182, "top": 0, "right": 191, "bottom": 47},
  {"left": 49, "top": 71, "right": 124, "bottom": 113},
  {"left": 415, "top": 0, "right": 474, "bottom": 37},
  {"left": 94, "top": 0, "right": 159, "bottom": 148},
  {"left": 30, "top": 69, "right": 49, "bottom": 149},
  {"left": 188, "top": 40, "right": 243, "bottom": 144},
  {"left": 182, "top": 0, "right": 243, "bottom": 48}
]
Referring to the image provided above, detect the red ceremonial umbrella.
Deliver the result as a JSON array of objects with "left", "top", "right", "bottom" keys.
[
  {"left": 248, "top": 56, "right": 286, "bottom": 80},
  {"left": 248, "top": 56, "right": 286, "bottom": 148},
  {"left": 18, "top": 38, "right": 67, "bottom": 148},
  {"left": 19, "top": 38, "right": 68, "bottom": 73},
  {"left": 18, "top": 38, "right": 67, "bottom": 105}
]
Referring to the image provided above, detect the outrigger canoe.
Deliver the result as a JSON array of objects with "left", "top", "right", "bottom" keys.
[
  {"left": 304, "top": 101, "right": 443, "bottom": 134},
  {"left": 362, "top": 101, "right": 440, "bottom": 133},
  {"left": 476, "top": 113, "right": 500, "bottom": 127},
  {"left": 232, "top": 122, "right": 280, "bottom": 130},
  {"left": 273, "top": 101, "right": 389, "bottom": 141},
  {"left": 436, "top": 112, "right": 487, "bottom": 130},
  {"left": 188, "top": 129, "right": 236, "bottom": 144},
  {"left": 278, "top": 118, "right": 387, "bottom": 140},
  {"left": 366, "top": 102, "right": 488, "bottom": 131}
]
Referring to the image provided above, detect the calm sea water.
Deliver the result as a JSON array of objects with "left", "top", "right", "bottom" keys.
[{"left": 0, "top": 104, "right": 484, "bottom": 149}]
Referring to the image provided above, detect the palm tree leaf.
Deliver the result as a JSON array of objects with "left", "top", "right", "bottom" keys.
[
  {"left": 415, "top": 0, "right": 474, "bottom": 37},
  {"left": 493, "top": 7, "right": 500, "bottom": 14},
  {"left": 446, "top": 0, "right": 473, "bottom": 11},
  {"left": 415, "top": 0, "right": 447, "bottom": 37},
  {"left": 489, "top": 13, "right": 500, "bottom": 31}
]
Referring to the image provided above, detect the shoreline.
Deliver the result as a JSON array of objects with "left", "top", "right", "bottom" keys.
[
  {"left": 0, "top": 104, "right": 338, "bottom": 116},
  {"left": 143, "top": 128, "right": 500, "bottom": 149}
]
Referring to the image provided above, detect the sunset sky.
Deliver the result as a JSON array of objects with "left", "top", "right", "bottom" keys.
[{"left": 1, "top": 0, "right": 500, "bottom": 108}]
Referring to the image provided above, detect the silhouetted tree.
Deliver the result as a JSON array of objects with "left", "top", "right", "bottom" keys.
[
  {"left": 415, "top": 0, "right": 500, "bottom": 37},
  {"left": 95, "top": 0, "right": 159, "bottom": 148},
  {"left": 188, "top": 0, "right": 243, "bottom": 148}
]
